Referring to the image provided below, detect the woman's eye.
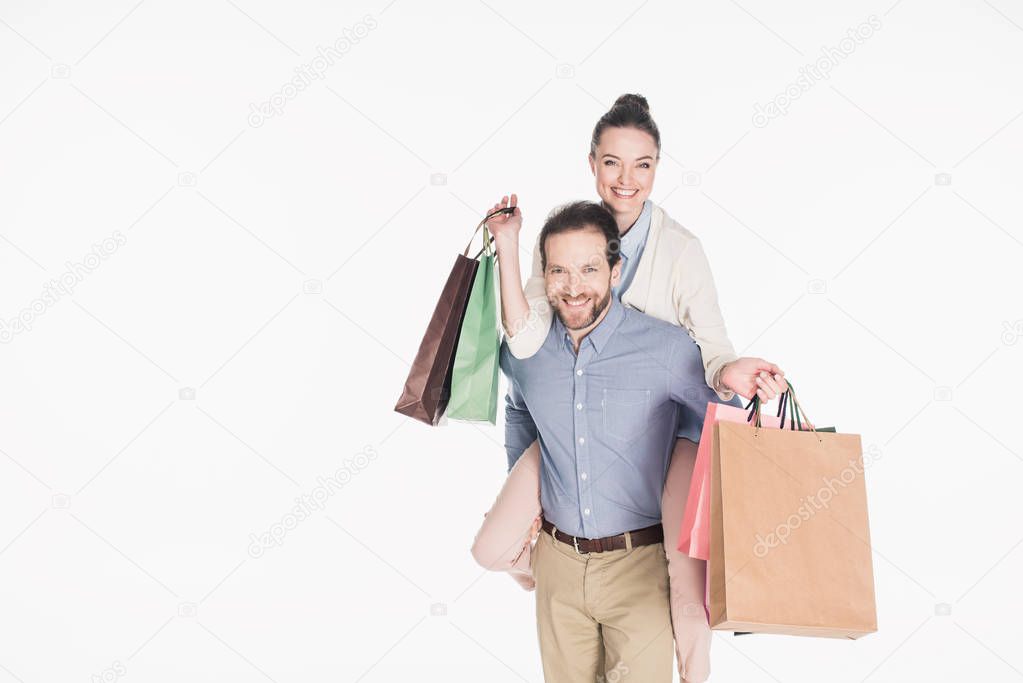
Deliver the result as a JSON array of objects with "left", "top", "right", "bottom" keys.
[
  {"left": 604, "top": 159, "right": 616, "bottom": 166},
  {"left": 639, "top": 163, "right": 650, "bottom": 169}
]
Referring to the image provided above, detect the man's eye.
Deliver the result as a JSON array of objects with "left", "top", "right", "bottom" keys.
[{"left": 639, "top": 163, "right": 650, "bottom": 169}]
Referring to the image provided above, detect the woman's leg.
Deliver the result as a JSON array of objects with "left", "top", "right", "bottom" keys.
[
  {"left": 662, "top": 437, "right": 712, "bottom": 683},
  {"left": 470, "top": 439, "right": 542, "bottom": 590}
]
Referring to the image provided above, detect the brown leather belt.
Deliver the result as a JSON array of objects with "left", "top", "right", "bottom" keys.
[{"left": 541, "top": 518, "right": 664, "bottom": 554}]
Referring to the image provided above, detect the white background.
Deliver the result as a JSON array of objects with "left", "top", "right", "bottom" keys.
[{"left": 1, "top": 1, "right": 1021, "bottom": 681}]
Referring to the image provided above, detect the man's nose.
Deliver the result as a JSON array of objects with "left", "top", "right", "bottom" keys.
[{"left": 567, "top": 272, "right": 581, "bottom": 295}]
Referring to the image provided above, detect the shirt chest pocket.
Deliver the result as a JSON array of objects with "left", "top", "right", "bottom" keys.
[{"left": 602, "top": 388, "right": 651, "bottom": 442}]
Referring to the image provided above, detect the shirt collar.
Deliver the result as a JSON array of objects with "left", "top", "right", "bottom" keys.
[
  {"left": 618, "top": 200, "right": 653, "bottom": 261},
  {"left": 551, "top": 295, "right": 626, "bottom": 355}
]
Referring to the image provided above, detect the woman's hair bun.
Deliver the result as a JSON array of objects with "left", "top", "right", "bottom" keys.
[
  {"left": 612, "top": 93, "right": 650, "bottom": 113},
  {"left": 591, "top": 92, "right": 660, "bottom": 155}
]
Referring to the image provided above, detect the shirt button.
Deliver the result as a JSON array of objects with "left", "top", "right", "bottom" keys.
[
  {"left": 576, "top": 369, "right": 583, "bottom": 376},
  {"left": 576, "top": 403, "right": 583, "bottom": 411},
  {"left": 583, "top": 508, "right": 591, "bottom": 516},
  {"left": 580, "top": 472, "right": 588, "bottom": 480},
  {"left": 578, "top": 437, "right": 585, "bottom": 444}
]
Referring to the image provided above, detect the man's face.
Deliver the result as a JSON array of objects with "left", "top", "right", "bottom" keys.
[{"left": 544, "top": 227, "right": 621, "bottom": 331}]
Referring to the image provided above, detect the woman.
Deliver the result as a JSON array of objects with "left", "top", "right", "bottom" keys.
[{"left": 471, "top": 94, "right": 788, "bottom": 683}]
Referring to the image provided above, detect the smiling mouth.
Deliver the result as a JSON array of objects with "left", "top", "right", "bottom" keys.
[
  {"left": 562, "top": 297, "right": 591, "bottom": 308},
  {"left": 611, "top": 187, "right": 638, "bottom": 199}
]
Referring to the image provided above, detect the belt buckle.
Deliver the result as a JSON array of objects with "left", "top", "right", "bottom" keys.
[{"left": 553, "top": 524, "right": 587, "bottom": 555}]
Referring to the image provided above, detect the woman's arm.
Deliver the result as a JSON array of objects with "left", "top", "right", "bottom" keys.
[
  {"left": 672, "top": 236, "right": 787, "bottom": 402},
  {"left": 487, "top": 195, "right": 552, "bottom": 360},
  {"left": 672, "top": 236, "right": 739, "bottom": 399}
]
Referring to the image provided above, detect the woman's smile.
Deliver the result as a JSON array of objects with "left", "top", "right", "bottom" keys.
[{"left": 610, "top": 186, "right": 639, "bottom": 199}]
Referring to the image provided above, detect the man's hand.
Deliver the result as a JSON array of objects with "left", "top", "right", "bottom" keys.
[
  {"left": 486, "top": 195, "right": 522, "bottom": 253},
  {"left": 719, "top": 357, "right": 788, "bottom": 402}
]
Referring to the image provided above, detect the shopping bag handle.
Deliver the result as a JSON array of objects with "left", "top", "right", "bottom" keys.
[
  {"left": 783, "top": 382, "right": 817, "bottom": 432},
  {"left": 744, "top": 380, "right": 817, "bottom": 433},
  {"left": 745, "top": 390, "right": 807, "bottom": 429},
  {"left": 463, "top": 206, "right": 515, "bottom": 259}
]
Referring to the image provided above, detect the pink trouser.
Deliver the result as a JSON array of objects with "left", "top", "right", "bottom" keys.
[{"left": 470, "top": 437, "right": 712, "bottom": 683}]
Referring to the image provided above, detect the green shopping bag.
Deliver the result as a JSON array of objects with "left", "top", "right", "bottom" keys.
[{"left": 446, "top": 224, "right": 500, "bottom": 423}]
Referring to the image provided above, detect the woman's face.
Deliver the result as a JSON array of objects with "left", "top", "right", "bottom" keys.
[{"left": 589, "top": 126, "right": 659, "bottom": 216}]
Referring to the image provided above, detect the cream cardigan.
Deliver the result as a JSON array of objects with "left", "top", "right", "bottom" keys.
[{"left": 505, "top": 202, "right": 739, "bottom": 401}]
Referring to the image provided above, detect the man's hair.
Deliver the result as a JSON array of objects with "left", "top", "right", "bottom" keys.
[{"left": 539, "top": 201, "right": 621, "bottom": 272}]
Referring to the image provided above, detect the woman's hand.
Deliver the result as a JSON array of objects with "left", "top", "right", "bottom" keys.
[
  {"left": 719, "top": 357, "right": 788, "bottom": 402},
  {"left": 485, "top": 194, "right": 533, "bottom": 338},
  {"left": 486, "top": 194, "right": 522, "bottom": 249},
  {"left": 528, "top": 514, "right": 542, "bottom": 542}
]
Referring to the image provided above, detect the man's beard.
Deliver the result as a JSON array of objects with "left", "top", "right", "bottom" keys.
[{"left": 550, "top": 287, "right": 612, "bottom": 331}]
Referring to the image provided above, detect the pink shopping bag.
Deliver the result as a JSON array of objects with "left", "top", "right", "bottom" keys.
[{"left": 677, "top": 402, "right": 782, "bottom": 561}]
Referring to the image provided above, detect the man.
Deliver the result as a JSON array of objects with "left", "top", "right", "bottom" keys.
[{"left": 500, "top": 201, "right": 735, "bottom": 681}]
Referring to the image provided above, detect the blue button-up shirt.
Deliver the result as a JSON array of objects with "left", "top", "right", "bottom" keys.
[
  {"left": 500, "top": 296, "right": 741, "bottom": 538},
  {"left": 612, "top": 199, "right": 652, "bottom": 300}
]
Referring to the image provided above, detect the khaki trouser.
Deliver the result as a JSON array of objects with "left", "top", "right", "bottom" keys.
[
  {"left": 532, "top": 524, "right": 674, "bottom": 682},
  {"left": 471, "top": 439, "right": 712, "bottom": 681}
]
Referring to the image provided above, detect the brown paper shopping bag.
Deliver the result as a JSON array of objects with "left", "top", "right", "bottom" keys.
[
  {"left": 393, "top": 207, "right": 512, "bottom": 425},
  {"left": 708, "top": 387, "right": 877, "bottom": 638}
]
